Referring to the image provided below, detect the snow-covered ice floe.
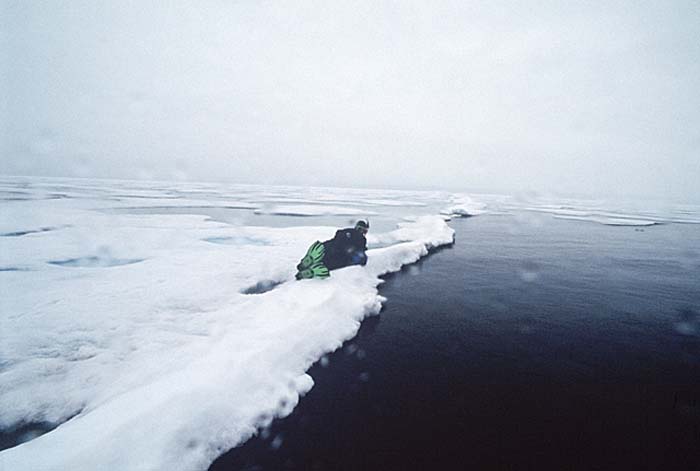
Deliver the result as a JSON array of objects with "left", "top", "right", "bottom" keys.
[
  {"left": 0, "top": 177, "right": 456, "bottom": 471},
  {"left": 440, "top": 193, "right": 487, "bottom": 218}
]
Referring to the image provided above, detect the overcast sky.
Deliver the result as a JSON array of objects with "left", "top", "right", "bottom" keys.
[{"left": 2, "top": 1, "right": 699, "bottom": 199}]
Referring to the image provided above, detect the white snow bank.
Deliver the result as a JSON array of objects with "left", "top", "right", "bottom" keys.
[
  {"left": 368, "top": 215, "right": 455, "bottom": 248},
  {"left": 440, "top": 193, "right": 487, "bottom": 217},
  {"left": 0, "top": 180, "right": 453, "bottom": 471}
]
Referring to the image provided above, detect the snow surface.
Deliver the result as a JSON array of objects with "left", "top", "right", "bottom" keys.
[{"left": 0, "top": 177, "right": 455, "bottom": 471}]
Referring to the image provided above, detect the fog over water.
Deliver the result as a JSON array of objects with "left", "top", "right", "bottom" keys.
[{"left": 2, "top": 1, "right": 700, "bottom": 199}]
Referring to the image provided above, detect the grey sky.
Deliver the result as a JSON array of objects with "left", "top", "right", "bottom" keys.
[{"left": 2, "top": 1, "right": 699, "bottom": 199}]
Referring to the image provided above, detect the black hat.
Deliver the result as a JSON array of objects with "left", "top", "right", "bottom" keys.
[{"left": 355, "top": 219, "right": 369, "bottom": 230}]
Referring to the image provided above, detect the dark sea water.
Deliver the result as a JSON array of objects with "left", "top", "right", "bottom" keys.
[{"left": 211, "top": 214, "right": 700, "bottom": 471}]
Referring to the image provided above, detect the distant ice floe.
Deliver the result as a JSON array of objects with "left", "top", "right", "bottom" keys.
[
  {"left": 440, "top": 193, "right": 487, "bottom": 218},
  {"left": 254, "top": 204, "right": 378, "bottom": 217},
  {"left": 505, "top": 194, "right": 700, "bottom": 227},
  {"left": 521, "top": 207, "right": 661, "bottom": 226},
  {"left": 553, "top": 215, "right": 659, "bottom": 226},
  {"left": 0, "top": 177, "right": 454, "bottom": 471}
]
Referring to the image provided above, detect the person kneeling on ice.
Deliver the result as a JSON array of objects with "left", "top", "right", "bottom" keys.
[{"left": 295, "top": 220, "right": 369, "bottom": 280}]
